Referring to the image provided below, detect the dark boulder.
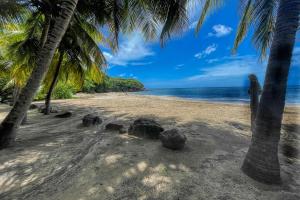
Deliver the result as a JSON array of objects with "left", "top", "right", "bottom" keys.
[
  {"left": 106, "top": 122, "right": 124, "bottom": 131},
  {"left": 119, "top": 127, "right": 127, "bottom": 134},
  {"left": 55, "top": 111, "right": 72, "bottom": 118},
  {"left": 29, "top": 104, "right": 38, "bottom": 109},
  {"left": 82, "top": 114, "right": 102, "bottom": 127},
  {"left": 159, "top": 129, "right": 186, "bottom": 150},
  {"left": 128, "top": 118, "right": 164, "bottom": 139}
]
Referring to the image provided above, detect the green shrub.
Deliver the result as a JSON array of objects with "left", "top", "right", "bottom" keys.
[
  {"left": 86, "top": 76, "right": 144, "bottom": 93},
  {"left": 52, "top": 83, "right": 74, "bottom": 99},
  {"left": 0, "top": 77, "right": 9, "bottom": 91},
  {"left": 82, "top": 79, "right": 96, "bottom": 93},
  {"left": 35, "top": 83, "right": 75, "bottom": 100}
]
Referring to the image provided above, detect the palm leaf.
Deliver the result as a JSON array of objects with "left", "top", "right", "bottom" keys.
[
  {"left": 196, "top": 0, "right": 223, "bottom": 33},
  {"left": 232, "top": 0, "right": 254, "bottom": 53}
]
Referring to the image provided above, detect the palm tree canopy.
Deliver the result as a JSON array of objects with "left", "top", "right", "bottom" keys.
[{"left": 233, "top": 0, "right": 280, "bottom": 58}]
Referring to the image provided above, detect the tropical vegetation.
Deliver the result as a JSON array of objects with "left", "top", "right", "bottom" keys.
[{"left": 83, "top": 76, "right": 144, "bottom": 93}]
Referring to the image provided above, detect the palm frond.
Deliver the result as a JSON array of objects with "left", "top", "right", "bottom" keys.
[
  {"left": 252, "top": 0, "right": 279, "bottom": 58},
  {"left": 159, "top": 0, "right": 189, "bottom": 46},
  {"left": 196, "top": 0, "right": 223, "bottom": 33},
  {"left": 0, "top": 0, "right": 30, "bottom": 29},
  {"left": 232, "top": 0, "right": 254, "bottom": 53}
]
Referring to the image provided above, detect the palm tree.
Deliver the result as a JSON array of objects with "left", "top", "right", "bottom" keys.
[
  {"left": 231, "top": 0, "right": 300, "bottom": 184},
  {"left": 43, "top": 15, "right": 106, "bottom": 114},
  {"left": 0, "top": 0, "right": 79, "bottom": 149}
]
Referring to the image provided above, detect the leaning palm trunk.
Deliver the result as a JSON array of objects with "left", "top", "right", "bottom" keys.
[
  {"left": 0, "top": 0, "right": 79, "bottom": 149},
  {"left": 242, "top": 0, "right": 300, "bottom": 184},
  {"left": 12, "top": 86, "right": 27, "bottom": 124},
  {"left": 44, "top": 53, "right": 64, "bottom": 115}
]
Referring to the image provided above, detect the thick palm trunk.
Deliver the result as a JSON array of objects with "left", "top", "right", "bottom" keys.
[
  {"left": 242, "top": 0, "right": 300, "bottom": 184},
  {"left": 44, "top": 53, "right": 63, "bottom": 115},
  {"left": 0, "top": 0, "right": 79, "bottom": 149},
  {"left": 12, "top": 86, "right": 27, "bottom": 124}
]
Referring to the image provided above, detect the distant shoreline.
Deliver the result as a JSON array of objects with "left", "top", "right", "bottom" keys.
[
  {"left": 131, "top": 93, "right": 300, "bottom": 106},
  {"left": 134, "top": 86, "right": 300, "bottom": 105}
]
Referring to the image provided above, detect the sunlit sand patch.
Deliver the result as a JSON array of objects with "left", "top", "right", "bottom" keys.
[
  {"left": 137, "top": 161, "right": 148, "bottom": 172},
  {"left": 105, "top": 186, "right": 115, "bottom": 193},
  {"left": 0, "top": 171, "right": 17, "bottom": 189},
  {"left": 20, "top": 174, "right": 38, "bottom": 187},
  {"left": 104, "top": 154, "right": 123, "bottom": 165},
  {"left": 0, "top": 151, "right": 43, "bottom": 171},
  {"left": 142, "top": 174, "right": 172, "bottom": 193},
  {"left": 87, "top": 186, "right": 97, "bottom": 195},
  {"left": 123, "top": 167, "right": 138, "bottom": 178}
]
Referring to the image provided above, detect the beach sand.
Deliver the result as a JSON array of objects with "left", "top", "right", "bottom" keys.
[{"left": 0, "top": 93, "right": 299, "bottom": 200}]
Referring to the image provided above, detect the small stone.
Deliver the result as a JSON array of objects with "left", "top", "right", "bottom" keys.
[
  {"left": 119, "top": 127, "right": 127, "bottom": 134},
  {"left": 82, "top": 114, "right": 102, "bottom": 127},
  {"left": 106, "top": 122, "right": 124, "bottom": 131},
  {"left": 159, "top": 129, "right": 186, "bottom": 150},
  {"left": 29, "top": 104, "right": 38, "bottom": 109},
  {"left": 55, "top": 111, "right": 72, "bottom": 118}
]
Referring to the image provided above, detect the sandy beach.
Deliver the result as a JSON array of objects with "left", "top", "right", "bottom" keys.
[{"left": 0, "top": 93, "right": 299, "bottom": 200}]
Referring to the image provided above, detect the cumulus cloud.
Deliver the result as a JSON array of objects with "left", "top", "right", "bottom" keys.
[
  {"left": 130, "top": 62, "right": 153, "bottom": 66},
  {"left": 208, "top": 24, "right": 232, "bottom": 38},
  {"left": 187, "top": 55, "right": 265, "bottom": 81},
  {"left": 206, "top": 58, "right": 219, "bottom": 64},
  {"left": 103, "top": 32, "right": 154, "bottom": 66},
  {"left": 175, "top": 64, "right": 185, "bottom": 70},
  {"left": 194, "top": 44, "right": 218, "bottom": 59}
]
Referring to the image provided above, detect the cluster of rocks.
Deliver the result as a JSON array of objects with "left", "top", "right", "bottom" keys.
[
  {"left": 81, "top": 115, "right": 187, "bottom": 150},
  {"left": 33, "top": 107, "right": 185, "bottom": 150},
  {"left": 128, "top": 118, "right": 186, "bottom": 150},
  {"left": 26, "top": 104, "right": 186, "bottom": 150}
]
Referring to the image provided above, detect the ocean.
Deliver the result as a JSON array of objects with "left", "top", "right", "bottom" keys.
[{"left": 135, "top": 86, "right": 300, "bottom": 104}]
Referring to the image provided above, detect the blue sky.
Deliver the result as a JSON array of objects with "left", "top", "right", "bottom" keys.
[{"left": 103, "top": 0, "right": 300, "bottom": 88}]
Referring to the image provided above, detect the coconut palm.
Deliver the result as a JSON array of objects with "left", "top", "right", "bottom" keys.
[
  {"left": 43, "top": 14, "right": 106, "bottom": 114},
  {"left": 231, "top": 0, "right": 300, "bottom": 184},
  {"left": 0, "top": 0, "right": 79, "bottom": 149}
]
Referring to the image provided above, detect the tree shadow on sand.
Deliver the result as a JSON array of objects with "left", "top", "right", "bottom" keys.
[{"left": 0, "top": 102, "right": 299, "bottom": 200}]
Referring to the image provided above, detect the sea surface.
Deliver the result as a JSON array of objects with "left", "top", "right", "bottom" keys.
[{"left": 135, "top": 86, "right": 300, "bottom": 104}]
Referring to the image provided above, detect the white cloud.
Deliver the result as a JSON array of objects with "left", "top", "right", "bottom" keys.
[
  {"left": 130, "top": 62, "right": 153, "bottom": 66},
  {"left": 187, "top": 55, "right": 266, "bottom": 81},
  {"left": 195, "top": 44, "right": 218, "bottom": 59},
  {"left": 206, "top": 58, "right": 219, "bottom": 64},
  {"left": 208, "top": 24, "right": 232, "bottom": 38},
  {"left": 118, "top": 73, "right": 126, "bottom": 77},
  {"left": 103, "top": 32, "right": 154, "bottom": 66},
  {"left": 175, "top": 64, "right": 185, "bottom": 70}
]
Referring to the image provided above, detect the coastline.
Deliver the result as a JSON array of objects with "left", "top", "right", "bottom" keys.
[{"left": 131, "top": 92, "right": 300, "bottom": 107}]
